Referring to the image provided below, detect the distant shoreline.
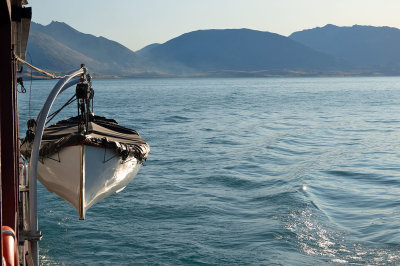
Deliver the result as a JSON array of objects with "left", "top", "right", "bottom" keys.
[{"left": 20, "top": 70, "right": 400, "bottom": 80}]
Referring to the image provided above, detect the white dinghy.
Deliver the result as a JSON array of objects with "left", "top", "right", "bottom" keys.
[{"left": 21, "top": 68, "right": 150, "bottom": 219}]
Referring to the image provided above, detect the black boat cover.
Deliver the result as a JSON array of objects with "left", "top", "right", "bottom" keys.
[{"left": 21, "top": 116, "right": 150, "bottom": 162}]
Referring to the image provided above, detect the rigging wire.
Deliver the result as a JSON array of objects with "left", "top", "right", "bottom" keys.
[
  {"left": 46, "top": 94, "right": 77, "bottom": 126},
  {"left": 15, "top": 52, "right": 80, "bottom": 123},
  {"left": 16, "top": 53, "right": 90, "bottom": 130}
]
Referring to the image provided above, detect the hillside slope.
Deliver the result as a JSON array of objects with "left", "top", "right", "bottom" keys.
[{"left": 27, "top": 21, "right": 151, "bottom": 76}]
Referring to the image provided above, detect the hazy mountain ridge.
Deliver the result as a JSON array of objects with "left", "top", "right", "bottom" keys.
[
  {"left": 136, "top": 43, "right": 161, "bottom": 56},
  {"left": 26, "top": 22, "right": 400, "bottom": 77},
  {"left": 290, "top": 24, "right": 400, "bottom": 72},
  {"left": 142, "top": 29, "right": 345, "bottom": 73}
]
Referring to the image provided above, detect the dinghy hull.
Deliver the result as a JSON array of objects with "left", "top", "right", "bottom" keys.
[
  {"left": 22, "top": 115, "right": 150, "bottom": 219},
  {"left": 37, "top": 144, "right": 141, "bottom": 219}
]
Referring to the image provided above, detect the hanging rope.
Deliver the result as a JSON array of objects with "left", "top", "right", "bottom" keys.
[{"left": 14, "top": 54, "right": 68, "bottom": 79}]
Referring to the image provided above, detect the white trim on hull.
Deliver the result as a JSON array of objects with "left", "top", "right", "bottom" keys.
[{"left": 37, "top": 144, "right": 141, "bottom": 219}]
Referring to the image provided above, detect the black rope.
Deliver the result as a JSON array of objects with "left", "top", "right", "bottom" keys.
[
  {"left": 46, "top": 95, "right": 77, "bottom": 125},
  {"left": 45, "top": 152, "right": 61, "bottom": 163},
  {"left": 17, "top": 77, "right": 26, "bottom": 93}
]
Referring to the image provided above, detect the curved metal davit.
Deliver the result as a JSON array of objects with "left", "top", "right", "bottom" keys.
[{"left": 27, "top": 66, "right": 89, "bottom": 265}]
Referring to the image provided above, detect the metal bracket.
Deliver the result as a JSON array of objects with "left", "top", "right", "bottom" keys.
[
  {"left": 19, "top": 185, "right": 29, "bottom": 192},
  {"left": 19, "top": 230, "right": 43, "bottom": 243},
  {"left": 11, "top": 6, "right": 32, "bottom": 22}
]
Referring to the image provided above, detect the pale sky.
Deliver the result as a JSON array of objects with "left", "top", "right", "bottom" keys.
[{"left": 28, "top": 0, "right": 400, "bottom": 51}]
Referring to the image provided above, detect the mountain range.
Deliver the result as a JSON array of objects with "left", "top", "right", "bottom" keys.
[
  {"left": 25, "top": 21, "right": 400, "bottom": 77},
  {"left": 290, "top": 24, "right": 400, "bottom": 74}
]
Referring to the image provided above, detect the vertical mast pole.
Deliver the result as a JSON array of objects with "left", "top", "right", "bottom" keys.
[{"left": 0, "top": 0, "right": 18, "bottom": 238}]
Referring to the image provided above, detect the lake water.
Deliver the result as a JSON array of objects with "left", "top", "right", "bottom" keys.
[{"left": 18, "top": 77, "right": 400, "bottom": 265}]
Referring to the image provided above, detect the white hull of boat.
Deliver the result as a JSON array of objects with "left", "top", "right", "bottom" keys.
[{"left": 37, "top": 144, "right": 141, "bottom": 219}]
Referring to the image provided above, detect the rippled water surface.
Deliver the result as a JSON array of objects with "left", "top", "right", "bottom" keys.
[{"left": 18, "top": 77, "right": 400, "bottom": 265}]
